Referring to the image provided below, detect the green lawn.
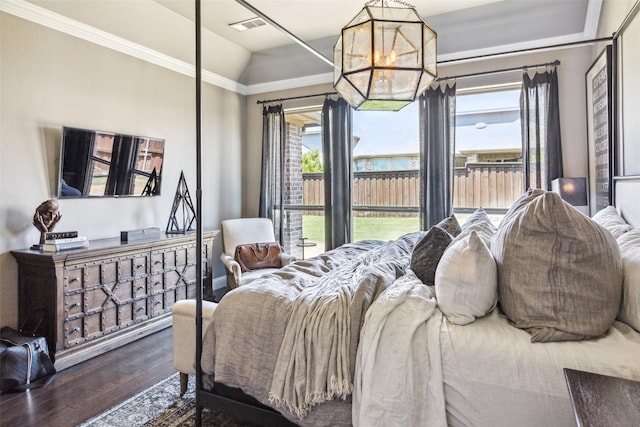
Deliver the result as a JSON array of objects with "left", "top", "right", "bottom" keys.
[{"left": 302, "top": 215, "right": 420, "bottom": 245}]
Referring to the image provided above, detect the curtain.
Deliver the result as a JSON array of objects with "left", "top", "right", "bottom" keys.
[
  {"left": 322, "top": 98, "right": 353, "bottom": 250},
  {"left": 259, "top": 104, "right": 286, "bottom": 244},
  {"left": 418, "top": 82, "right": 457, "bottom": 230},
  {"left": 520, "top": 67, "right": 563, "bottom": 190}
]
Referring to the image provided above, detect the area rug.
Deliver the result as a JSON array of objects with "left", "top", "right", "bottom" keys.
[{"left": 76, "top": 373, "right": 256, "bottom": 427}]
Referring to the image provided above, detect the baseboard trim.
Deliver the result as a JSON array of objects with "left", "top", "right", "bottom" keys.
[
  {"left": 53, "top": 314, "right": 172, "bottom": 371},
  {"left": 212, "top": 275, "right": 227, "bottom": 290}
]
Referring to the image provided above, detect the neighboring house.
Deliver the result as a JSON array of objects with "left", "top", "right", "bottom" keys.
[{"left": 351, "top": 90, "right": 523, "bottom": 172}]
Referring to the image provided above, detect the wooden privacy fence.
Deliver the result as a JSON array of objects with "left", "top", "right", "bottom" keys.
[{"left": 302, "top": 163, "right": 524, "bottom": 217}]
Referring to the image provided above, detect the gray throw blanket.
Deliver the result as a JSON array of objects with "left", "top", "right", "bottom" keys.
[{"left": 201, "top": 233, "right": 422, "bottom": 425}]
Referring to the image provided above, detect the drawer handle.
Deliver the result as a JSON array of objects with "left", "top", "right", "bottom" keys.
[
  {"left": 69, "top": 277, "right": 80, "bottom": 283},
  {"left": 71, "top": 327, "right": 80, "bottom": 334},
  {"left": 136, "top": 263, "right": 145, "bottom": 269},
  {"left": 136, "top": 286, "right": 145, "bottom": 292},
  {"left": 154, "top": 260, "right": 162, "bottom": 265},
  {"left": 69, "top": 302, "right": 80, "bottom": 309},
  {"left": 154, "top": 280, "right": 161, "bottom": 286},
  {"left": 136, "top": 307, "right": 145, "bottom": 313},
  {"left": 154, "top": 301, "right": 162, "bottom": 306}
]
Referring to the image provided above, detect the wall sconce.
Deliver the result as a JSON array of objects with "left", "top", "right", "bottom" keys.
[{"left": 551, "top": 177, "right": 589, "bottom": 215}]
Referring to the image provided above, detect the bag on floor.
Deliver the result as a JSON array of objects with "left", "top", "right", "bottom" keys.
[{"left": 0, "top": 324, "right": 56, "bottom": 394}]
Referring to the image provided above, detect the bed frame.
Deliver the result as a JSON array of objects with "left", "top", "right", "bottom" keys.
[
  {"left": 189, "top": 0, "right": 640, "bottom": 422},
  {"left": 613, "top": 176, "right": 640, "bottom": 228}
]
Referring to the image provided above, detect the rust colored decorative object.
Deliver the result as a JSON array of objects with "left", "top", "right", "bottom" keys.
[{"left": 33, "top": 199, "right": 62, "bottom": 244}]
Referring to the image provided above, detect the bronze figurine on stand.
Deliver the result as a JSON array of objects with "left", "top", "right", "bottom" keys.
[{"left": 33, "top": 198, "right": 62, "bottom": 245}]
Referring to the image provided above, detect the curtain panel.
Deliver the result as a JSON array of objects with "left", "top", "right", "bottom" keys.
[
  {"left": 520, "top": 68, "right": 563, "bottom": 190},
  {"left": 419, "top": 82, "right": 457, "bottom": 230},
  {"left": 259, "top": 104, "right": 286, "bottom": 244},
  {"left": 322, "top": 98, "right": 353, "bottom": 250}
]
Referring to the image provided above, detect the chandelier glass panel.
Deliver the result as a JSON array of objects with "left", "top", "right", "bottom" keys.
[{"left": 334, "top": 2, "right": 437, "bottom": 111}]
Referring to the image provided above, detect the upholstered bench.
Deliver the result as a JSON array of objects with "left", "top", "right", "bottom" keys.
[{"left": 172, "top": 299, "right": 218, "bottom": 395}]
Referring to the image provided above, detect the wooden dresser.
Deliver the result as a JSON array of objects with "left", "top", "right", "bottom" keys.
[{"left": 11, "top": 231, "right": 218, "bottom": 370}]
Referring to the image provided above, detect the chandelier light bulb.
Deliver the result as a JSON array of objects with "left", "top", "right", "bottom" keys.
[{"left": 387, "top": 50, "right": 397, "bottom": 65}]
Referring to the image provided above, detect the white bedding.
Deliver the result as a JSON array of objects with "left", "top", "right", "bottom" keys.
[
  {"left": 440, "top": 309, "right": 640, "bottom": 427},
  {"left": 353, "top": 271, "right": 447, "bottom": 427},
  {"left": 201, "top": 235, "right": 640, "bottom": 426}
]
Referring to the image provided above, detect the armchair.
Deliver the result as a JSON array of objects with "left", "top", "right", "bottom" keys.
[{"left": 220, "top": 218, "right": 296, "bottom": 289}]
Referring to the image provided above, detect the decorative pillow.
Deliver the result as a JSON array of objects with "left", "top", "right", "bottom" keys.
[
  {"left": 462, "top": 207, "right": 496, "bottom": 231},
  {"left": 410, "top": 226, "right": 454, "bottom": 286},
  {"left": 437, "top": 214, "right": 462, "bottom": 237},
  {"left": 617, "top": 229, "right": 640, "bottom": 332},
  {"left": 435, "top": 231, "right": 498, "bottom": 325},
  {"left": 500, "top": 188, "right": 546, "bottom": 227},
  {"left": 491, "top": 191, "right": 623, "bottom": 342},
  {"left": 592, "top": 206, "right": 634, "bottom": 239},
  {"left": 455, "top": 207, "right": 496, "bottom": 248},
  {"left": 234, "top": 242, "right": 282, "bottom": 272}
]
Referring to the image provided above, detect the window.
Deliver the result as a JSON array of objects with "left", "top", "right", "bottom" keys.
[
  {"left": 273, "top": 86, "right": 527, "bottom": 251},
  {"left": 453, "top": 88, "right": 524, "bottom": 225},
  {"left": 282, "top": 108, "right": 325, "bottom": 259},
  {"left": 352, "top": 102, "right": 420, "bottom": 241}
]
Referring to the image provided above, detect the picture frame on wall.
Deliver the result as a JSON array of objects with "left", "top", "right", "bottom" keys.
[{"left": 585, "top": 45, "right": 613, "bottom": 216}]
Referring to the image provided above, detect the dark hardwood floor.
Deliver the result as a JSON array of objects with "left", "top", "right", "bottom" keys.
[{"left": 0, "top": 327, "right": 176, "bottom": 427}]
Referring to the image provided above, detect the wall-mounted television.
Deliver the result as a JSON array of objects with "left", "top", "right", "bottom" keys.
[{"left": 58, "top": 126, "right": 165, "bottom": 198}]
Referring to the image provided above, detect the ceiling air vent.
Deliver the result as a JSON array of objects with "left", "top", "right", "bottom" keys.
[{"left": 229, "top": 17, "right": 266, "bottom": 32}]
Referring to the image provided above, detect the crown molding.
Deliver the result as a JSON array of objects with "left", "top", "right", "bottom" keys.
[
  {"left": 1, "top": 0, "right": 604, "bottom": 97},
  {"left": 0, "top": 0, "right": 248, "bottom": 95},
  {"left": 584, "top": 0, "right": 603, "bottom": 39},
  {"left": 244, "top": 72, "right": 334, "bottom": 96}
]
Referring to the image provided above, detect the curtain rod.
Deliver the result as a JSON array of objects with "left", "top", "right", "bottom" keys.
[
  {"left": 614, "top": 0, "right": 640, "bottom": 39},
  {"left": 257, "top": 92, "right": 338, "bottom": 105},
  {"left": 436, "top": 60, "right": 561, "bottom": 82}
]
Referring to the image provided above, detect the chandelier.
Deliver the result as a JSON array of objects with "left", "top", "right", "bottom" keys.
[{"left": 333, "top": 0, "right": 437, "bottom": 111}]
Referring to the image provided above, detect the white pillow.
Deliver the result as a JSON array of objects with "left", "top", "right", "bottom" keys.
[
  {"left": 452, "top": 207, "right": 497, "bottom": 248},
  {"left": 592, "top": 206, "right": 634, "bottom": 239},
  {"left": 617, "top": 229, "right": 640, "bottom": 332},
  {"left": 435, "top": 230, "right": 498, "bottom": 325}
]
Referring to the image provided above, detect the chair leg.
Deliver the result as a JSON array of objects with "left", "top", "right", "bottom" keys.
[{"left": 180, "top": 372, "right": 189, "bottom": 396}]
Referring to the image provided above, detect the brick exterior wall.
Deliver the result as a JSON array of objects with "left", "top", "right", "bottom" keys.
[{"left": 284, "top": 121, "right": 303, "bottom": 257}]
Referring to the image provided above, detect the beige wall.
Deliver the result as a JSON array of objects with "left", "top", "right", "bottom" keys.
[{"left": 0, "top": 13, "right": 244, "bottom": 328}]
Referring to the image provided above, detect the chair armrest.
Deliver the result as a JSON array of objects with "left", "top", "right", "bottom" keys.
[
  {"left": 220, "top": 253, "right": 242, "bottom": 286},
  {"left": 280, "top": 252, "right": 297, "bottom": 266}
]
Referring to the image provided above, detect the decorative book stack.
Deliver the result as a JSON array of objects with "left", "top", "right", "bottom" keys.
[{"left": 42, "top": 231, "right": 89, "bottom": 252}]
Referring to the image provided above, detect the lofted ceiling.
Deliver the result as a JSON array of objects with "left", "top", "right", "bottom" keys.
[
  {"left": 13, "top": 0, "right": 601, "bottom": 91},
  {"left": 155, "top": 0, "right": 600, "bottom": 85}
]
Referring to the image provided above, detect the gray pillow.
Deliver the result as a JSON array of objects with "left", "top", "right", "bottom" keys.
[
  {"left": 410, "top": 226, "right": 454, "bottom": 286},
  {"left": 491, "top": 191, "right": 623, "bottom": 342},
  {"left": 437, "top": 214, "right": 462, "bottom": 237},
  {"left": 499, "top": 188, "right": 546, "bottom": 227}
]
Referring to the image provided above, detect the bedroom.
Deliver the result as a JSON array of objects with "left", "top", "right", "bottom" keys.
[{"left": 1, "top": 0, "right": 639, "bottom": 424}]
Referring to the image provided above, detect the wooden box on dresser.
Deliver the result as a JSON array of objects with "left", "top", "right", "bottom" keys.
[{"left": 10, "top": 230, "right": 218, "bottom": 370}]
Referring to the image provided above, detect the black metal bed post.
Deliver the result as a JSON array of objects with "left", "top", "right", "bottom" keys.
[{"left": 194, "top": 0, "right": 203, "bottom": 426}]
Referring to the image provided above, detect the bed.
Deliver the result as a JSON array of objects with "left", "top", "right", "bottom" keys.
[{"left": 194, "top": 177, "right": 640, "bottom": 426}]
